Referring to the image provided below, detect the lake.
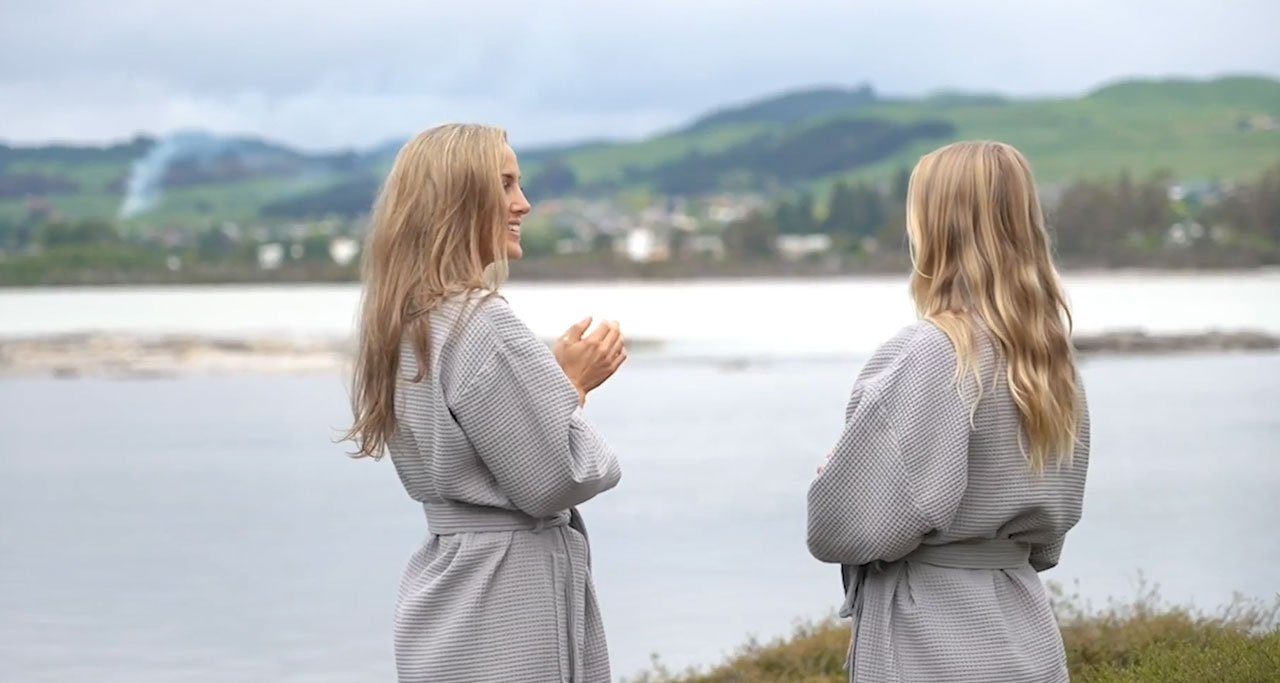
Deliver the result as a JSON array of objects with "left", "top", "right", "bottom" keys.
[{"left": 1, "top": 273, "right": 1278, "bottom": 682}]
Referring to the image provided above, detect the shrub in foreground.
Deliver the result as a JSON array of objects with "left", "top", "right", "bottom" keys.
[{"left": 625, "top": 576, "right": 1280, "bottom": 683}]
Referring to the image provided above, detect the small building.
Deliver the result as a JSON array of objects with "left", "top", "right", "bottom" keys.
[
  {"left": 776, "top": 234, "right": 834, "bottom": 261},
  {"left": 555, "top": 237, "right": 590, "bottom": 255},
  {"left": 329, "top": 237, "right": 360, "bottom": 266},
  {"left": 687, "top": 234, "right": 726, "bottom": 260},
  {"left": 257, "top": 243, "right": 284, "bottom": 270},
  {"left": 622, "top": 227, "right": 669, "bottom": 262}
]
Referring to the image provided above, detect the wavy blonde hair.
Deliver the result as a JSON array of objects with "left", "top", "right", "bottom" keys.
[
  {"left": 343, "top": 123, "right": 511, "bottom": 460},
  {"left": 906, "top": 140, "right": 1079, "bottom": 474}
]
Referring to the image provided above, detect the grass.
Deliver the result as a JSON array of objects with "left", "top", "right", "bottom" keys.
[
  {"left": 623, "top": 575, "right": 1280, "bottom": 682},
  {"left": 0, "top": 159, "right": 130, "bottom": 223},
  {"left": 554, "top": 122, "right": 776, "bottom": 184},
  {"left": 8, "top": 158, "right": 130, "bottom": 192},
  {"left": 836, "top": 97, "right": 1280, "bottom": 184},
  {"left": 117, "top": 174, "right": 340, "bottom": 228}
]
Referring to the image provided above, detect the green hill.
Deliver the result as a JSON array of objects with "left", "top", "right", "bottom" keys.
[
  {"left": 1, "top": 74, "right": 1277, "bottom": 230},
  {"left": 682, "top": 84, "right": 877, "bottom": 131},
  {"left": 530, "top": 74, "right": 1280, "bottom": 194}
]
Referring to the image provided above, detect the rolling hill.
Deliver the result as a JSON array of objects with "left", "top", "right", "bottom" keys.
[
  {"left": 522, "top": 74, "right": 1280, "bottom": 193},
  {"left": 1, "top": 74, "right": 1277, "bottom": 230}
]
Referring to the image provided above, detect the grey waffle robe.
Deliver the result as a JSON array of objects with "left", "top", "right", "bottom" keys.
[
  {"left": 386, "top": 294, "right": 621, "bottom": 683},
  {"left": 807, "top": 320, "right": 1090, "bottom": 683}
]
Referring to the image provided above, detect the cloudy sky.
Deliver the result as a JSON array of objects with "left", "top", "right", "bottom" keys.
[{"left": 3, "top": 0, "right": 1277, "bottom": 151}]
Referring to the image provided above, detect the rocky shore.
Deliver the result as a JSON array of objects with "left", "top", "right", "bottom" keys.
[
  {"left": 1, "top": 329, "right": 1276, "bottom": 379},
  {"left": 1071, "top": 328, "right": 1280, "bottom": 354},
  {"left": 0, "top": 333, "right": 353, "bottom": 378}
]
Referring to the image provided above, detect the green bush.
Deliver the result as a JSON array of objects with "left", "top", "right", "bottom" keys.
[
  {"left": 625, "top": 576, "right": 1280, "bottom": 683},
  {"left": 1055, "top": 575, "right": 1280, "bottom": 682},
  {"left": 1076, "top": 633, "right": 1280, "bottom": 683},
  {"left": 626, "top": 619, "right": 850, "bottom": 683}
]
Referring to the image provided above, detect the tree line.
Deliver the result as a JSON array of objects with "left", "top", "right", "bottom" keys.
[
  {"left": 721, "top": 165, "right": 1280, "bottom": 266},
  {"left": 3, "top": 164, "right": 1277, "bottom": 285}
]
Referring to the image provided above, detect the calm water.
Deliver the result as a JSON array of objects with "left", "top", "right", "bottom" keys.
[
  {"left": 1, "top": 275, "right": 1278, "bottom": 682},
  {"left": 2, "top": 352, "right": 1278, "bottom": 682}
]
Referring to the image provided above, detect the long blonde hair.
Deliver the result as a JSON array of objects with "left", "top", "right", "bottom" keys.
[
  {"left": 343, "top": 123, "right": 511, "bottom": 460},
  {"left": 906, "top": 140, "right": 1079, "bottom": 473}
]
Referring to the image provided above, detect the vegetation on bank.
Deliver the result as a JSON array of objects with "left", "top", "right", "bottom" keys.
[
  {"left": 721, "top": 164, "right": 1280, "bottom": 265},
  {"left": 623, "top": 578, "right": 1280, "bottom": 682},
  {"left": 2, "top": 161, "right": 1277, "bottom": 286}
]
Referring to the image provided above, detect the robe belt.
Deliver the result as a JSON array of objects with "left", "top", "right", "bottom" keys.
[
  {"left": 423, "top": 501, "right": 570, "bottom": 535},
  {"left": 840, "top": 538, "right": 1032, "bottom": 670},
  {"left": 421, "top": 501, "right": 584, "bottom": 681}
]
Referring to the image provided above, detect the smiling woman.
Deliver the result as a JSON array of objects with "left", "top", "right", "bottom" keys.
[
  {"left": 342, "top": 122, "right": 629, "bottom": 683},
  {"left": 500, "top": 145, "right": 531, "bottom": 259}
]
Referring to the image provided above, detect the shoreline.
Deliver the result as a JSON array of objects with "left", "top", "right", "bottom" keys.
[
  {"left": 0, "top": 266, "right": 1276, "bottom": 295},
  {"left": 2, "top": 329, "right": 1277, "bottom": 379},
  {"left": 2, "top": 264, "right": 1279, "bottom": 291}
]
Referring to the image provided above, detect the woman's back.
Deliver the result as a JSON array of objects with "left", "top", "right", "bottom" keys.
[
  {"left": 809, "top": 319, "right": 1089, "bottom": 682},
  {"left": 807, "top": 136, "right": 1090, "bottom": 681},
  {"left": 918, "top": 319, "right": 1088, "bottom": 567}
]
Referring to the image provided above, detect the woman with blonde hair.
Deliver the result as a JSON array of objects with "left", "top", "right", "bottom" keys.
[
  {"left": 807, "top": 140, "right": 1090, "bottom": 682},
  {"left": 344, "top": 123, "right": 627, "bottom": 683}
]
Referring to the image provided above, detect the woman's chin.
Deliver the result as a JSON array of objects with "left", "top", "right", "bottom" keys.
[{"left": 505, "top": 243, "right": 523, "bottom": 261}]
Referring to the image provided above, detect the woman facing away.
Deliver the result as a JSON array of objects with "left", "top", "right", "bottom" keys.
[
  {"left": 807, "top": 140, "right": 1091, "bottom": 683},
  {"left": 343, "top": 123, "right": 628, "bottom": 683}
]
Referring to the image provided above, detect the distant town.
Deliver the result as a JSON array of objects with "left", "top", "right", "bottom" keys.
[
  {"left": 3, "top": 163, "right": 1278, "bottom": 287},
  {"left": 2, "top": 75, "right": 1278, "bottom": 285}
]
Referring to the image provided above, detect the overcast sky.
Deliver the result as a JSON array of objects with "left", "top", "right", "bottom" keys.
[{"left": 2, "top": 0, "right": 1277, "bottom": 151}]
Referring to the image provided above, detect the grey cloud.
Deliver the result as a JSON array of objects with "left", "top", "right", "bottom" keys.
[{"left": 1, "top": 0, "right": 1278, "bottom": 149}]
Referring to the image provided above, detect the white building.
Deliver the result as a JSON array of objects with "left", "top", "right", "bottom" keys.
[
  {"left": 624, "top": 227, "right": 663, "bottom": 262},
  {"left": 257, "top": 243, "right": 284, "bottom": 270},
  {"left": 776, "top": 234, "right": 834, "bottom": 261},
  {"left": 329, "top": 237, "right": 360, "bottom": 266}
]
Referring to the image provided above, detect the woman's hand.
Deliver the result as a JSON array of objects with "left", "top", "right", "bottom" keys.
[
  {"left": 553, "top": 317, "right": 627, "bottom": 404},
  {"left": 817, "top": 449, "right": 833, "bottom": 475}
]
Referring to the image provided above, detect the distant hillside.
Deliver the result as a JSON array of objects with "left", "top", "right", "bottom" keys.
[
  {"left": 1, "top": 74, "right": 1277, "bottom": 228},
  {"left": 627, "top": 117, "right": 955, "bottom": 194},
  {"left": 524, "top": 74, "right": 1280, "bottom": 196},
  {"left": 683, "top": 84, "right": 877, "bottom": 131},
  {"left": 1086, "top": 75, "right": 1280, "bottom": 108}
]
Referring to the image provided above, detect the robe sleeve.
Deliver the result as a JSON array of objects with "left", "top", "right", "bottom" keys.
[
  {"left": 807, "top": 323, "right": 972, "bottom": 566},
  {"left": 450, "top": 302, "right": 621, "bottom": 518},
  {"left": 1028, "top": 380, "right": 1091, "bottom": 572},
  {"left": 1029, "top": 537, "right": 1065, "bottom": 572}
]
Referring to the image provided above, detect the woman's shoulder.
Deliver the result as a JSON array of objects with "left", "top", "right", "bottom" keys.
[
  {"left": 466, "top": 294, "right": 530, "bottom": 339},
  {"left": 423, "top": 293, "right": 543, "bottom": 394},
  {"left": 870, "top": 319, "right": 957, "bottom": 371},
  {"left": 883, "top": 319, "right": 955, "bottom": 357},
  {"left": 439, "top": 292, "right": 543, "bottom": 359},
  {"left": 854, "top": 320, "right": 960, "bottom": 398}
]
